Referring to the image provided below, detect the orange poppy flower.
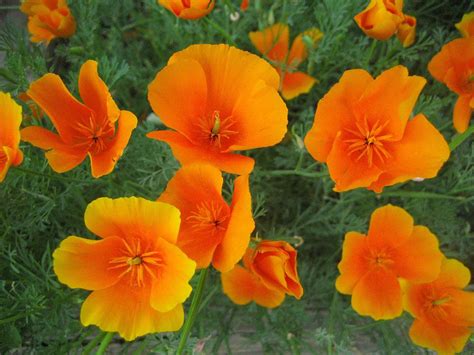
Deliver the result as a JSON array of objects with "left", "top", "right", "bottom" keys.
[
  {"left": 240, "top": 0, "right": 249, "bottom": 11},
  {"left": 20, "top": 0, "right": 76, "bottom": 43},
  {"left": 147, "top": 44, "right": 287, "bottom": 175},
  {"left": 428, "top": 37, "right": 474, "bottom": 133},
  {"left": 336, "top": 205, "right": 443, "bottom": 320},
  {"left": 21, "top": 60, "right": 138, "bottom": 178},
  {"left": 456, "top": 12, "right": 474, "bottom": 38},
  {"left": 304, "top": 65, "right": 450, "bottom": 192},
  {"left": 0, "top": 92, "right": 23, "bottom": 182},
  {"left": 158, "top": 0, "right": 215, "bottom": 20},
  {"left": 402, "top": 258, "right": 474, "bottom": 354},
  {"left": 354, "top": 0, "right": 416, "bottom": 46},
  {"left": 158, "top": 164, "right": 254, "bottom": 272},
  {"left": 221, "top": 240, "right": 303, "bottom": 308},
  {"left": 53, "top": 197, "right": 196, "bottom": 341},
  {"left": 249, "top": 23, "right": 323, "bottom": 100}
]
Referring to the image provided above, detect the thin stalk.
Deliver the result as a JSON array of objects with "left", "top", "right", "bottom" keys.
[
  {"left": 258, "top": 169, "right": 328, "bottom": 178},
  {"left": 0, "top": 5, "right": 19, "bottom": 10},
  {"left": 177, "top": 268, "right": 209, "bottom": 355},
  {"left": 96, "top": 332, "right": 114, "bottom": 355},
  {"left": 14, "top": 166, "right": 92, "bottom": 184},
  {"left": 380, "top": 191, "right": 466, "bottom": 201},
  {"left": 449, "top": 125, "right": 474, "bottom": 151},
  {"left": 82, "top": 331, "right": 107, "bottom": 355},
  {"left": 205, "top": 18, "right": 236, "bottom": 46}
]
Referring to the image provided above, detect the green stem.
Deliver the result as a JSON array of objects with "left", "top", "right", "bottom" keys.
[
  {"left": 82, "top": 331, "right": 107, "bottom": 355},
  {"left": 177, "top": 268, "right": 209, "bottom": 355},
  {"left": 205, "top": 18, "right": 236, "bottom": 46},
  {"left": 0, "top": 5, "right": 19, "bottom": 10},
  {"left": 449, "top": 125, "right": 474, "bottom": 151},
  {"left": 0, "top": 312, "right": 29, "bottom": 325},
  {"left": 96, "top": 332, "right": 114, "bottom": 355},
  {"left": 14, "top": 166, "right": 92, "bottom": 184},
  {"left": 258, "top": 169, "right": 328, "bottom": 178},
  {"left": 380, "top": 191, "right": 466, "bottom": 201}
]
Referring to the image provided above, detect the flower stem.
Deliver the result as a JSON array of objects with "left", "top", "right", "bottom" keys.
[
  {"left": 96, "top": 332, "right": 114, "bottom": 355},
  {"left": 177, "top": 268, "right": 209, "bottom": 355},
  {"left": 257, "top": 169, "right": 328, "bottom": 178},
  {"left": 82, "top": 331, "right": 107, "bottom": 355},
  {"left": 14, "top": 166, "right": 92, "bottom": 184},
  {"left": 449, "top": 125, "right": 474, "bottom": 151}
]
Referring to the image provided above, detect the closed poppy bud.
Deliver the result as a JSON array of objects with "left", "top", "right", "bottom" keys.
[
  {"left": 240, "top": 0, "right": 249, "bottom": 11},
  {"left": 21, "top": 60, "right": 138, "bottom": 178},
  {"left": 402, "top": 258, "right": 474, "bottom": 354},
  {"left": 158, "top": 0, "right": 215, "bottom": 20},
  {"left": 0, "top": 92, "right": 23, "bottom": 182},
  {"left": 20, "top": 0, "right": 76, "bottom": 43},
  {"left": 221, "top": 240, "right": 303, "bottom": 308},
  {"left": 397, "top": 15, "right": 416, "bottom": 47},
  {"left": 354, "top": 0, "right": 404, "bottom": 40},
  {"left": 336, "top": 205, "right": 444, "bottom": 320},
  {"left": 455, "top": 12, "right": 474, "bottom": 38}
]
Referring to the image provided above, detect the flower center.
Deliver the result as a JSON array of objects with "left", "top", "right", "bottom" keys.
[
  {"left": 0, "top": 150, "right": 7, "bottom": 166},
  {"left": 196, "top": 110, "right": 237, "bottom": 150},
  {"left": 422, "top": 288, "right": 452, "bottom": 321},
  {"left": 344, "top": 118, "right": 393, "bottom": 167},
  {"left": 73, "top": 115, "right": 115, "bottom": 154},
  {"left": 187, "top": 200, "right": 230, "bottom": 236},
  {"left": 368, "top": 248, "right": 394, "bottom": 269},
  {"left": 108, "top": 239, "right": 162, "bottom": 287}
]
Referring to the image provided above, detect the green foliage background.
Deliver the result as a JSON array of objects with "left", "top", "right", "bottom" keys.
[{"left": 0, "top": 0, "right": 473, "bottom": 353}]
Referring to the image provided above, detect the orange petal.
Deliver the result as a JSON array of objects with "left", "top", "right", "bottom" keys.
[
  {"left": 27, "top": 73, "right": 93, "bottom": 142},
  {"left": 45, "top": 148, "right": 88, "bottom": 173},
  {"left": 84, "top": 197, "right": 181, "bottom": 246},
  {"left": 89, "top": 110, "right": 137, "bottom": 178},
  {"left": 221, "top": 265, "right": 285, "bottom": 308},
  {"left": 150, "top": 238, "right": 195, "bottom": 313},
  {"left": 287, "top": 28, "right": 323, "bottom": 67},
  {"left": 434, "top": 258, "right": 471, "bottom": 289},
  {"left": 78, "top": 60, "right": 120, "bottom": 125},
  {"left": 455, "top": 12, "right": 474, "bottom": 38},
  {"left": 304, "top": 69, "right": 373, "bottom": 162},
  {"left": 335, "top": 232, "right": 370, "bottom": 294},
  {"left": 444, "top": 288, "right": 474, "bottom": 326},
  {"left": 249, "top": 23, "right": 289, "bottom": 62},
  {"left": 0, "top": 146, "right": 16, "bottom": 182},
  {"left": 409, "top": 318, "right": 471, "bottom": 355},
  {"left": 147, "top": 58, "right": 207, "bottom": 140},
  {"left": 355, "top": 66, "right": 426, "bottom": 141},
  {"left": 354, "top": 0, "right": 403, "bottom": 40},
  {"left": 396, "top": 15, "right": 416, "bottom": 47},
  {"left": 280, "top": 71, "right": 317, "bottom": 100},
  {"left": 159, "top": 0, "right": 214, "bottom": 19},
  {"left": 0, "top": 92, "right": 22, "bottom": 148},
  {"left": 240, "top": 0, "right": 249, "bottom": 11},
  {"left": 212, "top": 174, "right": 254, "bottom": 272},
  {"left": 53, "top": 236, "right": 124, "bottom": 290},
  {"left": 453, "top": 95, "right": 472, "bottom": 133},
  {"left": 81, "top": 281, "right": 184, "bottom": 341},
  {"left": 367, "top": 204, "right": 414, "bottom": 250},
  {"left": 147, "top": 130, "right": 255, "bottom": 175},
  {"left": 393, "top": 226, "right": 443, "bottom": 283},
  {"left": 21, "top": 126, "right": 63, "bottom": 150},
  {"left": 326, "top": 132, "right": 383, "bottom": 191},
  {"left": 351, "top": 267, "right": 402, "bottom": 320},
  {"left": 369, "top": 114, "right": 450, "bottom": 192}
]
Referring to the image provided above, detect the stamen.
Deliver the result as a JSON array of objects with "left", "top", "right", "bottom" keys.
[{"left": 187, "top": 200, "right": 230, "bottom": 235}]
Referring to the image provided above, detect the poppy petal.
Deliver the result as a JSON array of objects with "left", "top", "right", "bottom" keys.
[
  {"left": 78, "top": 60, "right": 120, "bottom": 124},
  {"left": 81, "top": 281, "right": 184, "bottom": 341},
  {"left": 249, "top": 23, "right": 289, "bottom": 62},
  {"left": 351, "top": 267, "right": 402, "bottom": 320},
  {"left": 45, "top": 148, "right": 87, "bottom": 173},
  {"left": 304, "top": 69, "right": 373, "bottom": 162},
  {"left": 453, "top": 95, "right": 472, "bottom": 133},
  {"left": 280, "top": 71, "right": 317, "bottom": 100},
  {"left": 435, "top": 258, "right": 471, "bottom": 289},
  {"left": 221, "top": 265, "right": 285, "bottom": 308},
  {"left": 287, "top": 28, "right": 323, "bottom": 66},
  {"left": 354, "top": 0, "right": 402, "bottom": 40},
  {"left": 147, "top": 130, "right": 255, "bottom": 175},
  {"left": 393, "top": 226, "right": 443, "bottom": 283},
  {"left": 367, "top": 204, "right": 414, "bottom": 249},
  {"left": 27, "top": 73, "right": 93, "bottom": 142},
  {"left": 89, "top": 110, "right": 137, "bottom": 178},
  {"left": 149, "top": 238, "right": 195, "bottom": 313},
  {"left": 84, "top": 197, "right": 181, "bottom": 245},
  {"left": 21, "top": 126, "right": 63, "bottom": 150},
  {"left": 52, "top": 236, "right": 124, "bottom": 290},
  {"left": 335, "top": 232, "right": 370, "bottom": 294},
  {"left": 368, "top": 114, "right": 450, "bottom": 192},
  {"left": 0, "top": 92, "right": 22, "bottom": 148}
]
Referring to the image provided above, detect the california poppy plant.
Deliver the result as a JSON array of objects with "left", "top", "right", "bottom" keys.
[
  {"left": 240, "top": 0, "right": 249, "bottom": 11},
  {"left": 456, "top": 12, "right": 474, "bottom": 38},
  {"left": 158, "top": 0, "right": 215, "bottom": 20},
  {"left": 147, "top": 44, "right": 287, "bottom": 175},
  {"left": 336, "top": 205, "right": 443, "bottom": 320},
  {"left": 53, "top": 197, "right": 196, "bottom": 341},
  {"left": 304, "top": 65, "right": 450, "bottom": 192},
  {"left": 0, "top": 92, "right": 23, "bottom": 183},
  {"left": 249, "top": 23, "right": 323, "bottom": 100},
  {"left": 354, "top": 0, "right": 416, "bottom": 47},
  {"left": 158, "top": 164, "right": 254, "bottom": 272},
  {"left": 402, "top": 258, "right": 474, "bottom": 354},
  {"left": 21, "top": 60, "right": 138, "bottom": 178},
  {"left": 222, "top": 240, "right": 303, "bottom": 308},
  {"left": 20, "top": 0, "right": 76, "bottom": 43},
  {"left": 428, "top": 37, "right": 474, "bottom": 133}
]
